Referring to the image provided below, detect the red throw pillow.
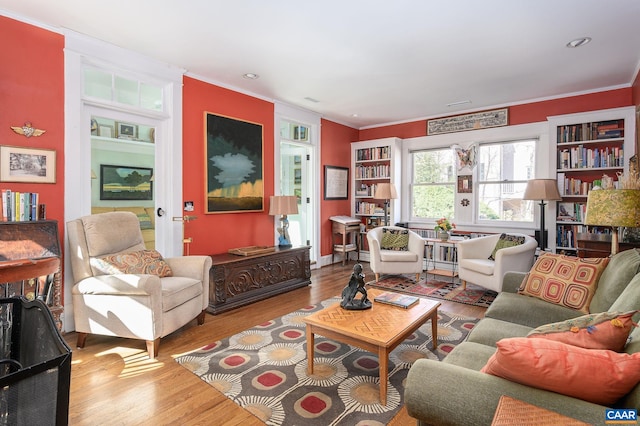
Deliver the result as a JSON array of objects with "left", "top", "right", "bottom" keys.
[
  {"left": 527, "top": 311, "right": 637, "bottom": 351},
  {"left": 481, "top": 337, "right": 640, "bottom": 405},
  {"left": 518, "top": 253, "right": 609, "bottom": 313}
]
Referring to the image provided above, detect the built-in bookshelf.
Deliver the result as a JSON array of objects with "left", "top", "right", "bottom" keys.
[
  {"left": 549, "top": 107, "right": 636, "bottom": 254},
  {"left": 351, "top": 137, "right": 402, "bottom": 229}
]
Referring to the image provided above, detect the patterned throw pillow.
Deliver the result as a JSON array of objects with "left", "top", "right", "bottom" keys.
[
  {"left": 518, "top": 253, "right": 609, "bottom": 313},
  {"left": 380, "top": 228, "right": 409, "bottom": 251},
  {"left": 92, "top": 249, "right": 173, "bottom": 277},
  {"left": 488, "top": 233, "right": 525, "bottom": 261},
  {"left": 527, "top": 311, "right": 637, "bottom": 351},
  {"left": 481, "top": 337, "right": 640, "bottom": 406}
]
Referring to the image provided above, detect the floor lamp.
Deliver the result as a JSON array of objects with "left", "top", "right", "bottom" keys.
[
  {"left": 269, "top": 195, "right": 299, "bottom": 248},
  {"left": 523, "top": 179, "right": 562, "bottom": 250},
  {"left": 585, "top": 189, "right": 640, "bottom": 255},
  {"left": 374, "top": 183, "right": 398, "bottom": 226}
]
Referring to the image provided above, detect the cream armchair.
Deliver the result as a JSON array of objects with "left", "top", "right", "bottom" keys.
[
  {"left": 457, "top": 233, "right": 537, "bottom": 292},
  {"left": 67, "top": 211, "right": 212, "bottom": 359},
  {"left": 367, "top": 226, "right": 425, "bottom": 282}
]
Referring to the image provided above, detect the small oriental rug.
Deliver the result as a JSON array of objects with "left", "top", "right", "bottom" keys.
[
  {"left": 176, "top": 297, "right": 478, "bottom": 426},
  {"left": 367, "top": 274, "right": 497, "bottom": 308}
]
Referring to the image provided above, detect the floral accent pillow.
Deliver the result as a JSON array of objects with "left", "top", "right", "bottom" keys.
[
  {"left": 518, "top": 253, "right": 609, "bottom": 313},
  {"left": 488, "top": 233, "right": 525, "bottom": 261},
  {"left": 527, "top": 310, "right": 637, "bottom": 351},
  {"left": 380, "top": 228, "right": 409, "bottom": 251},
  {"left": 92, "top": 249, "right": 173, "bottom": 277}
]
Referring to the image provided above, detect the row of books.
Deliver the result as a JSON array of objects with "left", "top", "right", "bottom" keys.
[
  {"left": 1, "top": 190, "right": 45, "bottom": 221},
  {"left": 425, "top": 245, "right": 457, "bottom": 263},
  {"left": 557, "top": 173, "right": 620, "bottom": 196},
  {"left": 355, "top": 183, "right": 382, "bottom": 197},
  {"left": 556, "top": 224, "right": 586, "bottom": 249},
  {"left": 355, "top": 146, "right": 391, "bottom": 161},
  {"left": 557, "top": 146, "right": 623, "bottom": 170},
  {"left": 354, "top": 164, "right": 390, "bottom": 179},
  {"left": 556, "top": 120, "right": 624, "bottom": 143},
  {"left": 355, "top": 201, "right": 384, "bottom": 216}
]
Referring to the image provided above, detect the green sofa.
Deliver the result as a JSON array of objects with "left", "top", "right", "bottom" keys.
[{"left": 405, "top": 249, "right": 640, "bottom": 426}]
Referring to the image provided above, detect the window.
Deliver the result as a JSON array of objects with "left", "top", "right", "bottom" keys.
[
  {"left": 83, "top": 67, "right": 164, "bottom": 112},
  {"left": 477, "top": 139, "right": 536, "bottom": 222},
  {"left": 410, "top": 148, "right": 455, "bottom": 219}
]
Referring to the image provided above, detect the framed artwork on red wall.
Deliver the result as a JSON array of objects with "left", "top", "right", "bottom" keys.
[{"left": 0, "top": 145, "right": 56, "bottom": 183}]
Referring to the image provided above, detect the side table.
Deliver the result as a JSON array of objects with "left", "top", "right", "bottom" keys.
[{"left": 331, "top": 217, "right": 361, "bottom": 266}]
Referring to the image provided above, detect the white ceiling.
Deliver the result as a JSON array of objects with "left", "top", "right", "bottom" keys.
[{"left": 2, "top": 0, "right": 640, "bottom": 129}]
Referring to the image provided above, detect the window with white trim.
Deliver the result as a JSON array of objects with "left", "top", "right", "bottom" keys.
[
  {"left": 410, "top": 148, "right": 456, "bottom": 220},
  {"left": 476, "top": 139, "right": 536, "bottom": 222}
]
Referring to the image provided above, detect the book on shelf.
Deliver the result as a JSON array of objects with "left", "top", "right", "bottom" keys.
[
  {"left": 373, "top": 291, "right": 419, "bottom": 309},
  {"left": 1, "top": 190, "right": 42, "bottom": 222}
]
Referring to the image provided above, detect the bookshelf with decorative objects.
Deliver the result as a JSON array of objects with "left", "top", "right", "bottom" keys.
[
  {"left": 351, "top": 137, "right": 402, "bottom": 257},
  {"left": 548, "top": 107, "right": 636, "bottom": 255}
]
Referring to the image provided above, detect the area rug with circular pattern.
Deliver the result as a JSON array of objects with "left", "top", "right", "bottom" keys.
[
  {"left": 176, "top": 297, "right": 478, "bottom": 425},
  {"left": 367, "top": 274, "right": 498, "bottom": 308}
]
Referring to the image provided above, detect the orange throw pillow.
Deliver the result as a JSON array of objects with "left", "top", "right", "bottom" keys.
[
  {"left": 481, "top": 337, "right": 640, "bottom": 405},
  {"left": 528, "top": 311, "right": 637, "bottom": 351},
  {"left": 93, "top": 249, "right": 173, "bottom": 277},
  {"left": 518, "top": 253, "right": 609, "bottom": 313}
]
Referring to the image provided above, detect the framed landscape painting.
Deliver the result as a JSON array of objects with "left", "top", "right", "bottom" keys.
[
  {"left": 100, "top": 164, "right": 153, "bottom": 200},
  {"left": 205, "top": 112, "right": 264, "bottom": 213}
]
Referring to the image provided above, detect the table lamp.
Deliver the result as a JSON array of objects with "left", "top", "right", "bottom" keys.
[
  {"left": 585, "top": 189, "right": 640, "bottom": 255},
  {"left": 523, "top": 179, "right": 562, "bottom": 250},
  {"left": 269, "top": 195, "right": 299, "bottom": 248},
  {"left": 373, "top": 183, "right": 398, "bottom": 226}
]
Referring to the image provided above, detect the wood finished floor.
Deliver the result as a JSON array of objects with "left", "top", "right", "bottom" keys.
[{"left": 65, "top": 262, "right": 486, "bottom": 425}]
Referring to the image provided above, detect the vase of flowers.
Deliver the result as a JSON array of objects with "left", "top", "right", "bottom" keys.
[{"left": 434, "top": 217, "right": 455, "bottom": 241}]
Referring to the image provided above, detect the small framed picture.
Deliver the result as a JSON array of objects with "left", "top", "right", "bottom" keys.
[
  {"left": 457, "top": 175, "right": 472, "bottom": 193},
  {"left": 116, "top": 122, "right": 138, "bottom": 140},
  {"left": 0, "top": 145, "right": 56, "bottom": 183}
]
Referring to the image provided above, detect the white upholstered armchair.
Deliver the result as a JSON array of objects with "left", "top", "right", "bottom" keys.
[
  {"left": 67, "top": 211, "right": 212, "bottom": 358},
  {"left": 457, "top": 233, "right": 537, "bottom": 292},
  {"left": 367, "top": 226, "right": 425, "bottom": 282}
]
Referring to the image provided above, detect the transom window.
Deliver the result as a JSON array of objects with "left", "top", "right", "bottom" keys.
[
  {"left": 477, "top": 139, "right": 536, "bottom": 222},
  {"left": 410, "top": 148, "right": 455, "bottom": 220}
]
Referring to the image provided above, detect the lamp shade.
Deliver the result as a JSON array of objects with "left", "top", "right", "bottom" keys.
[
  {"left": 585, "top": 189, "right": 640, "bottom": 227},
  {"left": 522, "top": 179, "right": 562, "bottom": 201},
  {"left": 268, "top": 195, "right": 298, "bottom": 216},
  {"left": 373, "top": 183, "right": 398, "bottom": 200}
]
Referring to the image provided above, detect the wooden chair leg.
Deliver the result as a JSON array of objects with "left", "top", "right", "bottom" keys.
[
  {"left": 375, "top": 273, "right": 380, "bottom": 282},
  {"left": 197, "top": 310, "right": 206, "bottom": 325},
  {"left": 76, "top": 332, "right": 88, "bottom": 349},
  {"left": 461, "top": 280, "right": 467, "bottom": 290},
  {"left": 146, "top": 339, "right": 160, "bottom": 359},
  {"left": 415, "top": 273, "right": 421, "bottom": 282}
]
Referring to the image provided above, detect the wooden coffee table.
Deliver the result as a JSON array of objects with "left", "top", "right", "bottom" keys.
[{"left": 303, "top": 288, "right": 440, "bottom": 405}]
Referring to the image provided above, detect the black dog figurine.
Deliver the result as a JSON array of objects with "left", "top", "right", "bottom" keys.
[{"left": 340, "top": 263, "right": 372, "bottom": 310}]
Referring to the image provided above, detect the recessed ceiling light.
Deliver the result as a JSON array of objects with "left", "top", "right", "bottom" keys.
[
  {"left": 242, "top": 73, "right": 259, "bottom": 79},
  {"left": 566, "top": 37, "right": 592, "bottom": 48},
  {"left": 446, "top": 100, "right": 471, "bottom": 107},
  {"left": 304, "top": 97, "right": 319, "bottom": 103},
  {"left": 351, "top": 113, "right": 359, "bottom": 118}
]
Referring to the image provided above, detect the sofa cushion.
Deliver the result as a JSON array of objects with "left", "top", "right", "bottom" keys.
[
  {"left": 161, "top": 276, "right": 202, "bottom": 311},
  {"left": 442, "top": 341, "right": 496, "bottom": 371},
  {"left": 467, "top": 317, "right": 532, "bottom": 347},
  {"left": 458, "top": 258, "right": 494, "bottom": 276},
  {"left": 380, "top": 227, "right": 409, "bottom": 251},
  {"left": 518, "top": 253, "right": 609, "bottom": 313},
  {"left": 485, "top": 292, "right": 583, "bottom": 328},
  {"left": 481, "top": 337, "right": 640, "bottom": 405},
  {"left": 379, "top": 250, "right": 418, "bottom": 262},
  {"left": 527, "top": 311, "right": 637, "bottom": 351},
  {"left": 92, "top": 249, "right": 173, "bottom": 277},
  {"left": 489, "top": 233, "right": 525, "bottom": 261},
  {"left": 590, "top": 249, "right": 640, "bottom": 313}
]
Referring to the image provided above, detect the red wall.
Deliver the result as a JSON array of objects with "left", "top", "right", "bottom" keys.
[
  {"left": 320, "top": 119, "right": 359, "bottom": 255},
  {"left": 182, "top": 76, "right": 275, "bottom": 255},
  {"left": 0, "top": 16, "right": 65, "bottom": 246},
  {"left": 358, "top": 88, "right": 633, "bottom": 141}
]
